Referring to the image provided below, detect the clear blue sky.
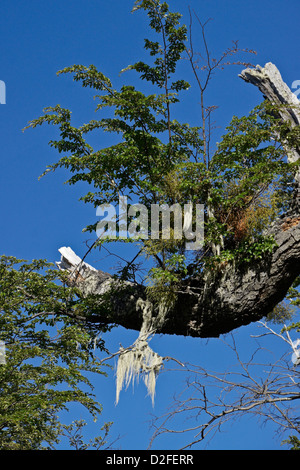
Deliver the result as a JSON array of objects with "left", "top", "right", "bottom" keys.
[{"left": 1, "top": 0, "right": 299, "bottom": 450}]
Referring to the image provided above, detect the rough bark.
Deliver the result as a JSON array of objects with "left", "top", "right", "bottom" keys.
[
  {"left": 57, "top": 63, "right": 300, "bottom": 339},
  {"left": 239, "top": 62, "right": 300, "bottom": 185}
]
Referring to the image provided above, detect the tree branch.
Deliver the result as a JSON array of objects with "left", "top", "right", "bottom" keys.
[{"left": 57, "top": 63, "right": 300, "bottom": 339}]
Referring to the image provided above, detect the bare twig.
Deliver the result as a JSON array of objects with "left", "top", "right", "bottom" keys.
[{"left": 149, "top": 322, "right": 300, "bottom": 449}]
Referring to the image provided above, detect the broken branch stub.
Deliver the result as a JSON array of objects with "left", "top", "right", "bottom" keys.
[{"left": 239, "top": 62, "right": 300, "bottom": 188}]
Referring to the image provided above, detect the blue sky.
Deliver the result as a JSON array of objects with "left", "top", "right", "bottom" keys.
[{"left": 1, "top": 0, "right": 299, "bottom": 450}]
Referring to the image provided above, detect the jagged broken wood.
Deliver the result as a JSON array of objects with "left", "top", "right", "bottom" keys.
[
  {"left": 239, "top": 62, "right": 300, "bottom": 186},
  {"left": 56, "top": 63, "right": 300, "bottom": 342}
]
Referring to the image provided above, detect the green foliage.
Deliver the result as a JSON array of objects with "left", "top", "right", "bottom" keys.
[
  {"left": 260, "top": 273, "right": 299, "bottom": 338},
  {"left": 288, "top": 276, "right": 300, "bottom": 309},
  {"left": 129, "top": 0, "right": 189, "bottom": 92},
  {"left": 265, "top": 275, "right": 299, "bottom": 330},
  {"left": 0, "top": 256, "right": 111, "bottom": 450},
  {"left": 283, "top": 435, "right": 300, "bottom": 450},
  {"left": 61, "top": 419, "right": 114, "bottom": 450},
  {"left": 146, "top": 252, "right": 188, "bottom": 308},
  {"left": 267, "top": 301, "right": 295, "bottom": 324}
]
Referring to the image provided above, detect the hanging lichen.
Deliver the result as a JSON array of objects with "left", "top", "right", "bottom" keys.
[
  {"left": 115, "top": 340, "right": 163, "bottom": 406},
  {"left": 115, "top": 298, "right": 168, "bottom": 405}
]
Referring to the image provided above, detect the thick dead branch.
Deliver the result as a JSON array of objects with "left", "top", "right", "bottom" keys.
[
  {"left": 57, "top": 63, "right": 300, "bottom": 339},
  {"left": 239, "top": 62, "right": 300, "bottom": 188}
]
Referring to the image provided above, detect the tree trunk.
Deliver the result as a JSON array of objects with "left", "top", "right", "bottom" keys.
[{"left": 57, "top": 63, "right": 300, "bottom": 339}]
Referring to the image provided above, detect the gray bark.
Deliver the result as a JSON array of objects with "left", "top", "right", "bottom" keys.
[
  {"left": 57, "top": 63, "right": 300, "bottom": 339},
  {"left": 239, "top": 62, "right": 300, "bottom": 187}
]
